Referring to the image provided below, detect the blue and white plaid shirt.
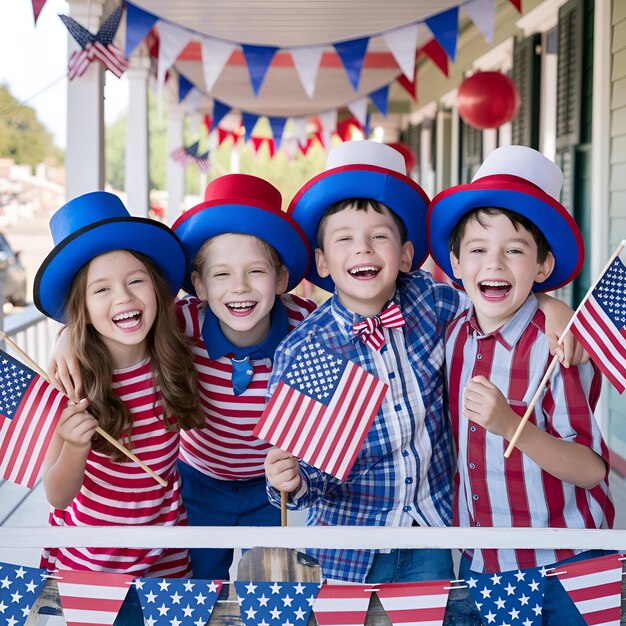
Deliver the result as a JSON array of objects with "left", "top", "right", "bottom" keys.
[{"left": 266, "top": 271, "right": 466, "bottom": 582}]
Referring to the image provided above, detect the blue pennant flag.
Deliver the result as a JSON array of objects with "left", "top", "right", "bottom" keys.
[
  {"left": 425, "top": 6, "right": 459, "bottom": 62},
  {"left": 467, "top": 567, "right": 547, "bottom": 626},
  {"left": 178, "top": 75, "right": 194, "bottom": 103},
  {"left": 242, "top": 44, "right": 278, "bottom": 95},
  {"left": 241, "top": 111, "right": 260, "bottom": 142},
  {"left": 135, "top": 577, "right": 223, "bottom": 626},
  {"left": 212, "top": 99, "right": 231, "bottom": 129},
  {"left": 0, "top": 561, "right": 48, "bottom": 626},
  {"left": 334, "top": 37, "right": 369, "bottom": 91},
  {"left": 369, "top": 84, "right": 389, "bottom": 117},
  {"left": 125, "top": 1, "right": 159, "bottom": 57},
  {"left": 235, "top": 581, "right": 321, "bottom": 626},
  {"left": 268, "top": 116, "right": 287, "bottom": 150}
]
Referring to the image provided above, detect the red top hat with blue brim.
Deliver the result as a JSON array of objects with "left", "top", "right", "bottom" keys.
[
  {"left": 428, "top": 145, "right": 584, "bottom": 293},
  {"left": 172, "top": 174, "right": 310, "bottom": 294},
  {"left": 287, "top": 140, "right": 430, "bottom": 293},
  {"left": 34, "top": 191, "right": 186, "bottom": 324}
]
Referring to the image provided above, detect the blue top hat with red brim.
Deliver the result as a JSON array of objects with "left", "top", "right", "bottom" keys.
[
  {"left": 172, "top": 174, "right": 310, "bottom": 294},
  {"left": 34, "top": 191, "right": 186, "bottom": 323},
  {"left": 428, "top": 145, "right": 584, "bottom": 292},
  {"left": 287, "top": 140, "right": 431, "bottom": 293}
]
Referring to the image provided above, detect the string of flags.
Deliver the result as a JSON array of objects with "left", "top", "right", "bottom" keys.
[{"left": 1, "top": 552, "right": 624, "bottom": 626}]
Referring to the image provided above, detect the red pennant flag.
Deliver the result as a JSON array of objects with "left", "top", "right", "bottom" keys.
[
  {"left": 396, "top": 70, "right": 418, "bottom": 101},
  {"left": 251, "top": 136, "right": 264, "bottom": 154},
  {"left": 313, "top": 584, "right": 371, "bottom": 626},
  {"left": 508, "top": 0, "right": 523, "bottom": 12},
  {"left": 32, "top": 0, "right": 47, "bottom": 22},
  {"left": 336, "top": 119, "right": 355, "bottom": 142},
  {"left": 421, "top": 39, "right": 449, "bottom": 77},
  {"left": 299, "top": 138, "right": 312, "bottom": 156},
  {"left": 267, "top": 138, "right": 276, "bottom": 158},
  {"left": 57, "top": 570, "right": 133, "bottom": 626},
  {"left": 217, "top": 128, "right": 230, "bottom": 146},
  {"left": 203, "top": 115, "right": 212, "bottom": 133}
]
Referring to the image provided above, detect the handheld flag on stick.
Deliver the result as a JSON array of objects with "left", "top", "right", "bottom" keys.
[
  {"left": 505, "top": 240, "right": 626, "bottom": 457},
  {"left": 170, "top": 141, "right": 210, "bottom": 173},
  {"left": 0, "top": 332, "right": 167, "bottom": 487}
]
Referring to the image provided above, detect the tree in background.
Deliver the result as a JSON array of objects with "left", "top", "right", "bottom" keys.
[{"left": 0, "top": 84, "right": 63, "bottom": 166}]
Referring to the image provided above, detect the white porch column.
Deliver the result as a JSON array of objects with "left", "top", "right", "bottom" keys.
[
  {"left": 124, "top": 52, "right": 151, "bottom": 217},
  {"left": 166, "top": 104, "right": 185, "bottom": 225},
  {"left": 65, "top": 0, "right": 105, "bottom": 200}
]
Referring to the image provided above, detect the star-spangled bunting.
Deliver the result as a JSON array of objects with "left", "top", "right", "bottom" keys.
[
  {"left": 466, "top": 567, "right": 546, "bottom": 626},
  {"left": 570, "top": 243, "right": 626, "bottom": 393},
  {"left": 60, "top": 5, "right": 128, "bottom": 80},
  {"left": 135, "top": 577, "right": 223, "bottom": 626},
  {"left": 0, "top": 561, "right": 48, "bottom": 626},
  {"left": 56, "top": 569, "right": 133, "bottom": 626},
  {"left": 555, "top": 554, "right": 623, "bottom": 626},
  {"left": 376, "top": 581, "right": 450, "bottom": 625},
  {"left": 0, "top": 348, "right": 65, "bottom": 489},
  {"left": 235, "top": 581, "right": 321, "bottom": 626},
  {"left": 312, "top": 584, "right": 371, "bottom": 626},
  {"left": 169, "top": 141, "right": 210, "bottom": 173},
  {"left": 253, "top": 341, "right": 388, "bottom": 481}
]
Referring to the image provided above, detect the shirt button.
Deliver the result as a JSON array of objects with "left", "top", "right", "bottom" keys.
[
  {"left": 469, "top": 463, "right": 476, "bottom": 470},
  {"left": 470, "top": 425, "right": 477, "bottom": 433},
  {"left": 394, "top": 404, "right": 402, "bottom": 411},
  {"left": 405, "top": 477, "right": 413, "bottom": 484},
  {"left": 402, "top": 450, "right": 409, "bottom": 457},
  {"left": 389, "top": 372, "right": 396, "bottom": 379},
  {"left": 476, "top": 522, "right": 481, "bottom": 527},
  {"left": 472, "top": 494, "right": 479, "bottom": 501},
  {"left": 476, "top": 354, "right": 482, "bottom": 360},
  {"left": 403, "top": 505, "right": 411, "bottom": 512}
]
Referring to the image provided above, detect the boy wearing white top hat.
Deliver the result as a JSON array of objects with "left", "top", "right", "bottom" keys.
[
  {"left": 429, "top": 145, "right": 614, "bottom": 622},
  {"left": 264, "top": 140, "right": 580, "bottom": 586}
]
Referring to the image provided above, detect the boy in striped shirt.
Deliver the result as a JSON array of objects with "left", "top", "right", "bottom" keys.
[{"left": 428, "top": 145, "right": 614, "bottom": 623}]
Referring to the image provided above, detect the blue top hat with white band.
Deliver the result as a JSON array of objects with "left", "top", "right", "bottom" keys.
[{"left": 34, "top": 191, "right": 186, "bottom": 323}]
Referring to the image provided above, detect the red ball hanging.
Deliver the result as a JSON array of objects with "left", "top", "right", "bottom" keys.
[{"left": 457, "top": 71, "right": 521, "bottom": 130}]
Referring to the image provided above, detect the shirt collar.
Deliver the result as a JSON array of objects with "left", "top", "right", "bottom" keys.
[
  {"left": 464, "top": 293, "right": 538, "bottom": 351},
  {"left": 202, "top": 297, "right": 289, "bottom": 360}
]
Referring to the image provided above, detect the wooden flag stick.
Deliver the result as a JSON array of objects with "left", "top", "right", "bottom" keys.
[
  {"left": 0, "top": 331, "right": 167, "bottom": 487},
  {"left": 280, "top": 491, "right": 288, "bottom": 527},
  {"left": 504, "top": 240, "right": 626, "bottom": 458}
]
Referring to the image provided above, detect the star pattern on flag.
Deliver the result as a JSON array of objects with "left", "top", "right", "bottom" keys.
[
  {"left": 594, "top": 255, "right": 626, "bottom": 325},
  {"left": 235, "top": 581, "right": 321, "bottom": 626},
  {"left": 466, "top": 567, "right": 546, "bottom": 626},
  {"left": 135, "top": 578, "right": 223, "bottom": 626},
  {"left": 0, "top": 561, "right": 51, "bottom": 626}
]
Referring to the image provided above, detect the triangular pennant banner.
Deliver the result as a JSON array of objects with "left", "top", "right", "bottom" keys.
[
  {"left": 178, "top": 74, "right": 194, "bottom": 102},
  {"left": 235, "top": 581, "right": 321, "bottom": 626},
  {"left": 268, "top": 116, "right": 287, "bottom": 150},
  {"left": 211, "top": 99, "right": 231, "bottom": 129},
  {"left": 0, "top": 562, "right": 48, "bottom": 626},
  {"left": 369, "top": 84, "right": 390, "bottom": 116},
  {"left": 217, "top": 127, "right": 231, "bottom": 146},
  {"left": 508, "top": 0, "right": 523, "bottom": 12},
  {"left": 157, "top": 21, "right": 193, "bottom": 90},
  {"left": 467, "top": 567, "right": 546, "bottom": 626},
  {"left": 425, "top": 6, "right": 459, "bottom": 62},
  {"left": 267, "top": 138, "right": 276, "bottom": 159},
  {"left": 464, "top": 0, "right": 496, "bottom": 45},
  {"left": 125, "top": 2, "right": 159, "bottom": 57},
  {"left": 251, "top": 136, "right": 264, "bottom": 154},
  {"left": 336, "top": 119, "right": 355, "bottom": 142},
  {"left": 241, "top": 44, "right": 278, "bottom": 95},
  {"left": 290, "top": 45, "right": 325, "bottom": 98},
  {"left": 241, "top": 111, "right": 260, "bottom": 142},
  {"left": 291, "top": 115, "right": 308, "bottom": 147},
  {"left": 136, "top": 577, "right": 222, "bottom": 626},
  {"left": 421, "top": 39, "right": 449, "bottom": 77},
  {"left": 317, "top": 109, "right": 338, "bottom": 150},
  {"left": 203, "top": 114, "right": 212, "bottom": 133},
  {"left": 556, "top": 554, "right": 623, "bottom": 626},
  {"left": 313, "top": 584, "right": 371, "bottom": 626},
  {"left": 57, "top": 570, "right": 133, "bottom": 626},
  {"left": 397, "top": 70, "right": 417, "bottom": 101},
  {"left": 382, "top": 23, "right": 419, "bottom": 82},
  {"left": 32, "top": 0, "right": 47, "bottom": 23},
  {"left": 376, "top": 580, "right": 450, "bottom": 626},
  {"left": 347, "top": 96, "right": 368, "bottom": 128},
  {"left": 334, "top": 37, "right": 369, "bottom": 91},
  {"left": 200, "top": 37, "right": 236, "bottom": 93}
]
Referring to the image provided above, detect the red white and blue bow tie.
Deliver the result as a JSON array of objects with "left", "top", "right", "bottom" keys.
[{"left": 352, "top": 302, "right": 405, "bottom": 350}]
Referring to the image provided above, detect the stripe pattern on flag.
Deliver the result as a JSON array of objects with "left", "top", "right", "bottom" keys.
[
  {"left": 556, "top": 554, "right": 623, "bottom": 626},
  {"left": 253, "top": 340, "right": 388, "bottom": 480},
  {"left": 570, "top": 251, "right": 626, "bottom": 393},
  {"left": 57, "top": 569, "right": 134, "bottom": 626},
  {"left": 312, "top": 584, "right": 372, "bottom": 626},
  {"left": 0, "top": 349, "right": 65, "bottom": 488},
  {"left": 376, "top": 581, "right": 450, "bottom": 625}
]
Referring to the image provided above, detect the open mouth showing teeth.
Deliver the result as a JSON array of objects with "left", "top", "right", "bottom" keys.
[
  {"left": 349, "top": 265, "right": 381, "bottom": 278},
  {"left": 479, "top": 280, "right": 512, "bottom": 298},
  {"left": 227, "top": 301, "right": 256, "bottom": 313},
  {"left": 112, "top": 310, "right": 142, "bottom": 328}
]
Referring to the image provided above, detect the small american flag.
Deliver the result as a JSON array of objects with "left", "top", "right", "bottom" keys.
[
  {"left": 61, "top": 5, "right": 128, "bottom": 80},
  {"left": 253, "top": 341, "right": 387, "bottom": 481},
  {"left": 376, "top": 581, "right": 450, "bottom": 625},
  {"left": 570, "top": 242, "right": 626, "bottom": 393},
  {"left": 170, "top": 141, "right": 210, "bottom": 173},
  {"left": 0, "top": 349, "right": 65, "bottom": 489}
]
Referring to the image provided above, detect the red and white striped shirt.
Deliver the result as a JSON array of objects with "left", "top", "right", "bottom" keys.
[
  {"left": 41, "top": 359, "right": 191, "bottom": 578},
  {"left": 445, "top": 296, "right": 614, "bottom": 573},
  {"left": 176, "top": 294, "right": 316, "bottom": 480}
]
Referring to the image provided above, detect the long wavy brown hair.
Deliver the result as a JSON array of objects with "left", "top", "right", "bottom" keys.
[{"left": 64, "top": 251, "right": 204, "bottom": 459}]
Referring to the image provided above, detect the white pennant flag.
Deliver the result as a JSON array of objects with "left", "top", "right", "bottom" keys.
[
  {"left": 291, "top": 115, "right": 308, "bottom": 147},
  {"left": 290, "top": 45, "right": 325, "bottom": 98},
  {"left": 201, "top": 37, "right": 236, "bottom": 92},
  {"left": 463, "top": 0, "right": 495, "bottom": 44},
  {"left": 186, "top": 89, "right": 204, "bottom": 116},
  {"left": 318, "top": 109, "right": 338, "bottom": 149},
  {"left": 157, "top": 21, "right": 194, "bottom": 90},
  {"left": 347, "top": 96, "right": 368, "bottom": 128},
  {"left": 382, "top": 23, "right": 419, "bottom": 81}
]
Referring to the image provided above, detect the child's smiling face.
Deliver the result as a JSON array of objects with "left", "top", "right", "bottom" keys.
[
  {"left": 315, "top": 203, "right": 413, "bottom": 317},
  {"left": 192, "top": 233, "right": 288, "bottom": 347}
]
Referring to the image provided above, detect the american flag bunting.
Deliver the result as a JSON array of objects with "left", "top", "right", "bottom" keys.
[
  {"left": 0, "top": 561, "right": 48, "bottom": 626},
  {"left": 312, "top": 584, "right": 372, "bottom": 626},
  {"left": 569, "top": 242, "right": 626, "bottom": 393},
  {"left": 0, "top": 348, "right": 65, "bottom": 489},
  {"left": 376, "top": 580, "right": 450, "bottom": 625},
  {"left": 253, "top": 341, "right": 388, "bottom": 481},
  {"left": 555, "top": 553, "right": 623, "bottom": 626},
  {"left": 135, "top": 577, "right": 222, "bottom": 626}
]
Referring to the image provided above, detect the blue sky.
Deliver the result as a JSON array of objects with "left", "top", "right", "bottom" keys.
[{"left": 0, "top": 0, "right": 126, "bottom": 149}]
